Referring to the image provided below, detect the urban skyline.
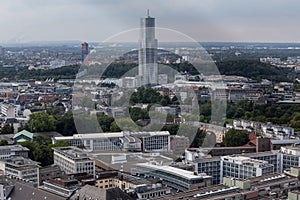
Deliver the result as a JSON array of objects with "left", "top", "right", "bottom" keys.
[{"left": 1, "top": 1, "right": 300, "bottom": 199}]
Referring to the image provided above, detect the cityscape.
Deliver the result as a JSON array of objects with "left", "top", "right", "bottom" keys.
[{"left": 1, "top": 1, "right": 300, "bottom": 200}]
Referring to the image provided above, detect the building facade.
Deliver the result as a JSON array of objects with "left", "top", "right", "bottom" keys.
[
  {"left": 0, "top": 156, "right": 40, "bottom": 187},
  {"left": 138, "top": 11, "right": 158, "bottom": 86},
  {"left": 53, "top": 146, "right": 95, "bottom": 177},
  {"left": 221, "top": 155, "right": 274, "bottom": 181},
  {"left": 53, "top": 131, "right": 170, "bottom": 152},
  {"left": 0, "top": 145, "right": 29, "bottom": 160}
]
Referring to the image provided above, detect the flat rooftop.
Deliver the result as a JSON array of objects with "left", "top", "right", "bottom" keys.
[
  {"left": 1, "top": 156, "right": 39, "bottom": 170},
  {"left": 92, "top": 152, "right": 173, "bottom": 173},
  {"left": 0, "top": 145, "right": 29, "bottom": 151},
  {"left": 134, "top": 163, "right": 211, "bottom": 180},
  {"left": 53, "top": 146, "right": 91, "bottom": 160},
  {"left": 54, "top": 131, "right": 170, "bottom": 140},
  {"left": 221, "top": 155, "right": 271, "bottom": 166},
  {"left": 271, "top": 139, "right": 300, "bottom": 145}
]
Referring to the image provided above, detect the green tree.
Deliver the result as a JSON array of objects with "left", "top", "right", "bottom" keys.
[
  {"left": 130, "top": 87, "right": 163, "bottom": 104},
  {"left": 110, "top": 121, "right": 122, "bottom": 132},
  {"left": 222, "top": 129, "right": 249, "bottom": 147},
  {"left": 0, "top": 139, "right": 8, "bottom": 146},
  {"left": 97, "top": 114, "right": 115, "bottom": 132},
  {"left": 289, "top": 112, "right": 300, "bottom": 131},
  {"left": 33, "top": 144, "right": 53, "bottom": 166},
  {"left": 162, "top": 124, "right": 179, "bottom": 135},
  {"left": 19, "top": 136, "right": 70, "bottom": 167},
  {"left": 160, "top": 96, "right": 171, "bottom": 106},
  {"left": 56, "top": 112, "right": 77, "bottom": 136},
  {"left": 190, "top": 129, "right": 206, "bottom": 148},
  {"left": 1, "top": 123, "right": 14, "bottom": 134},
  {"left": 27, "top": 111, "right": 57, "bottom": 132},
  {"left": 171, "top": 96, "right": 179, "bottom": 105},
  {"left": 129, "top": 107, "right": 149, "bottom": 122}
]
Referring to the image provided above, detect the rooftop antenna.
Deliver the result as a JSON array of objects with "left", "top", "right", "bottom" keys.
[{"left": 147, "top": 9, "right": 150, "bottom": 17}]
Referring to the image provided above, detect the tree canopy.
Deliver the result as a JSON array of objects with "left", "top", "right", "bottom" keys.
[
  {"left": 26, "top": 111, "right": 56, "bottom": 132},
  {"left": 222, "top": 129, "right": 249, "bottom": 147},
  {"left": 19, "top": 135, "right": 69, "bottom": 167}
]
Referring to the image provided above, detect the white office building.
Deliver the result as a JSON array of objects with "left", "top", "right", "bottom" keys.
[
  {"left": 53, "top": 146, "right": 95, "bottom": 177},
  {"left": 221, "top": 155, "right": 274, "bottom": 181},
  {"left": 52, "top": 131, "right": 170, "bottom": 152},
  {"left": 0, "top": 156, "right": 40, "bottom": 187}
]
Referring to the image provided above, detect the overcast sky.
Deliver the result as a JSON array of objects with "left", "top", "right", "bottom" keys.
[{"left": 1, "top": 0, "right": 300, "bottom": 43}]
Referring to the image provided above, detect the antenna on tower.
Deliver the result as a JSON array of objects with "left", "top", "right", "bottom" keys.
[{"left": 147, "top": 9, "right": 150, "bottom": 17}]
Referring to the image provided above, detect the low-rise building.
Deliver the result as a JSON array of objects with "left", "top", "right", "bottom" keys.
[
  {"left": 13, "top": 130, "right": 33, "bottom": 143},
  {"left": 95, "top": 170, "right": 149, "bottom": 190},
  {"left": 221, "top": 155, "right": 274, "bottom": 181},
  {"left": 280, "top": 145, "right": 300, "bottom": 171},
  {"left": 53, "top": 131, "right": 170, "bottom": 153},
  {"left": 0, "top": 145, "right": 29, "bottom": 160},
  {"left": 39, "top": 165, "right": 63, "bottom": 185},
  {"left": 134, "top": 183, "right": 171, "bottom": 200},
  {"left": 53, "top": 146, "right": 95, "bottom": 177},
  {"left": 0, "top": 156, "right": 39, "bottom": 187},
  {"left": 132, "top": 163, "right": 211, "bottom": 191},
  {"left": 154, "top": 106, "right": 177, "bottom": 115},
  {"left": 155, "top": 171, "right": 300, "bottom": 200},
  {"left": 195, "top": 157, "right": 221, "bottom": 185},
  {"left": 40, "top": 176, "right": 80, "bottom": 198}
]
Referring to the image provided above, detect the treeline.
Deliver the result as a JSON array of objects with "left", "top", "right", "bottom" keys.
[
  {"left": 21, "top": 111, "right": 76, "bottom": 136},
  {"left": 100, "top": 60, "right": 293, "bottom": 82},
  {"left": 216, "top": 60, "right": 293, "bottom": 82},
  {"left": 129, "top": 87, "right": 177, "bottom": 105},
  {"left": 226, "top": 99, "right": 300, "bottom": 128},
  {"left": 22, "top": 110, "right": 209, "bottom": 148},
  {"left": 0, "top": 60, "right": 292, "bottom": 83},
  {"left": 0, "top": 65, "right": 80, "bottom": 81}
]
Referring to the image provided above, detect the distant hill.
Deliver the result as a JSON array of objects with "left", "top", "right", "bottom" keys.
[{"left": 216, "top": 60, "right": 294, "bottom": 82}]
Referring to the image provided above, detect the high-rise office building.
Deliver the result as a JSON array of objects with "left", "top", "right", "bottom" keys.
[
  {"left": 138, "top": 10, "right": 158, "bottom": 86},
  {"left": 81, "top": 42, "right": 89, "bottom": 64}
]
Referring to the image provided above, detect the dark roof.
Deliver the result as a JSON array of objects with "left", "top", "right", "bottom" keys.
[
  {"left": 33, "top": 131, "right": 63, "bottom": 138},
  {"left": 70, "top": 185, "right": 134, "bottom": 200},
  {"left": 9, "top": 182, "right": 66, "bottom": 200}
]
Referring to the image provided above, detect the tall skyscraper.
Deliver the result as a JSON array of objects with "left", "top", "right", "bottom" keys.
[
  {"left": 138, "top": 10, "right": 158, "bottom": 86},
  {"left": 81, "top": 42, "right": 89, "bottom": 64}
]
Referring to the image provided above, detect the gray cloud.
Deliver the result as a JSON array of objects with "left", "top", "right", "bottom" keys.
[{"left": 0, "top": 0, "right": 300, "bottom": 43}]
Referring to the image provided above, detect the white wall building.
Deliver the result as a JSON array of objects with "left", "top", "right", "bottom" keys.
[
  {"left": 0, "top": 156, "right": 40, "bottom": 187},
  {"left": 0, "top": 145, "right": 29, "bottom": 160},
  {"left": 53, "top": 131, "right": 170, "bottom": 153},
  {"left": 221, "top": 155, "right": 274, "bottom": 181},
  {"left": 53, "top": 146, "right": 95, "bottom": 177}
]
